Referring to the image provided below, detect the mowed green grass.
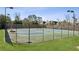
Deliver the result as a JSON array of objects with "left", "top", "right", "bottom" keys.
[{"left": 0, "top": 29, "right": 79, "bottom": 51}]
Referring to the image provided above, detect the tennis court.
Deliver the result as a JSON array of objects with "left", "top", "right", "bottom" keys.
[{"left": 8, "top": 28, "right": 79, "bottom": 43}]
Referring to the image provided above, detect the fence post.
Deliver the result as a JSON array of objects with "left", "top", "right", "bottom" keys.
[
  {"left": 78, "top": 25, "right": 79, "bottom": 35},
  {"left": 16, "top": 23, "right": 17, "bottom": 43},
  {"left": 61, "top": 22, "right": 62, "bottom": 39},
  {"left": 53, "top": 24, "right": 54, "bottom": 40},
  {"left": 43, "top": 21, "right": 46, "bottom": 41},
  {"left": 28, "top": 22, "right": 32, "bottom": 44},
  {"left": 67, "top": 20, "right": 69, "bottom": 39}
]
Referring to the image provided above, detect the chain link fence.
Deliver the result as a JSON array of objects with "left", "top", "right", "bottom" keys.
[{"left": 7, "top": 23, "right": 79, "bottom": 44}]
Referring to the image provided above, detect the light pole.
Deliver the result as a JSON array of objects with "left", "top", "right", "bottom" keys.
[
  {"left": 5, "top": 7, "right": 13, "bottom": 29},
  {"left": 67, "top": 10, "right": 70, "bottom": 38},
  {"left": 71, "top": 10, "right": 75, "bottom": 36},
  {"left": 5, "top": 8, "right": 6, "bottom": 29},
  {"left": 4, "top": 7, "right": 13, "bottom": 43},
  {"left": 67, "top": 10, "right": 76, "bottom": 37},
  {"left": 71, "top": 10, "right": 77, "bottom": 36}
]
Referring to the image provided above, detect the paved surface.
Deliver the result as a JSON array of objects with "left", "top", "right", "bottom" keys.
[{"left": 7, "top": 28, "right": 79, "bottom": 43}]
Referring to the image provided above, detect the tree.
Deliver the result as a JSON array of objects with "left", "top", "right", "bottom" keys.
[
  {"left": 28, "top": 15, "right": 43, "bottom": 25},
  {"left": 0, "top": 14, "right": 11, "bottom": 29},
  {"left": 28, "top": 15, "right": 37, "bottom": 22},
  {"left": 49, "top": 21, "right": 58, "bottom": 25},
  {"left": 22, "top": 18, "right": 29, "bottom": 27},
  {"left": 14, "top": 14, "right": 22, "bottom": 24}
]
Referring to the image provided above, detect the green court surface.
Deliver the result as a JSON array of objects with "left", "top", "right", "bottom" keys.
[{"left": 8, "top": 28, "right": 79, "bottom": 43}]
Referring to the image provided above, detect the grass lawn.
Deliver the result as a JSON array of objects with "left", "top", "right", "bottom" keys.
[{"left": 0, "top": 29, "right": 79, "bottom": 51}]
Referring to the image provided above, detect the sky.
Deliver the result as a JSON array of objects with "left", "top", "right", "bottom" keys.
[{"left": 0, "top": 7, "right": 79, "bottom": 21}]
